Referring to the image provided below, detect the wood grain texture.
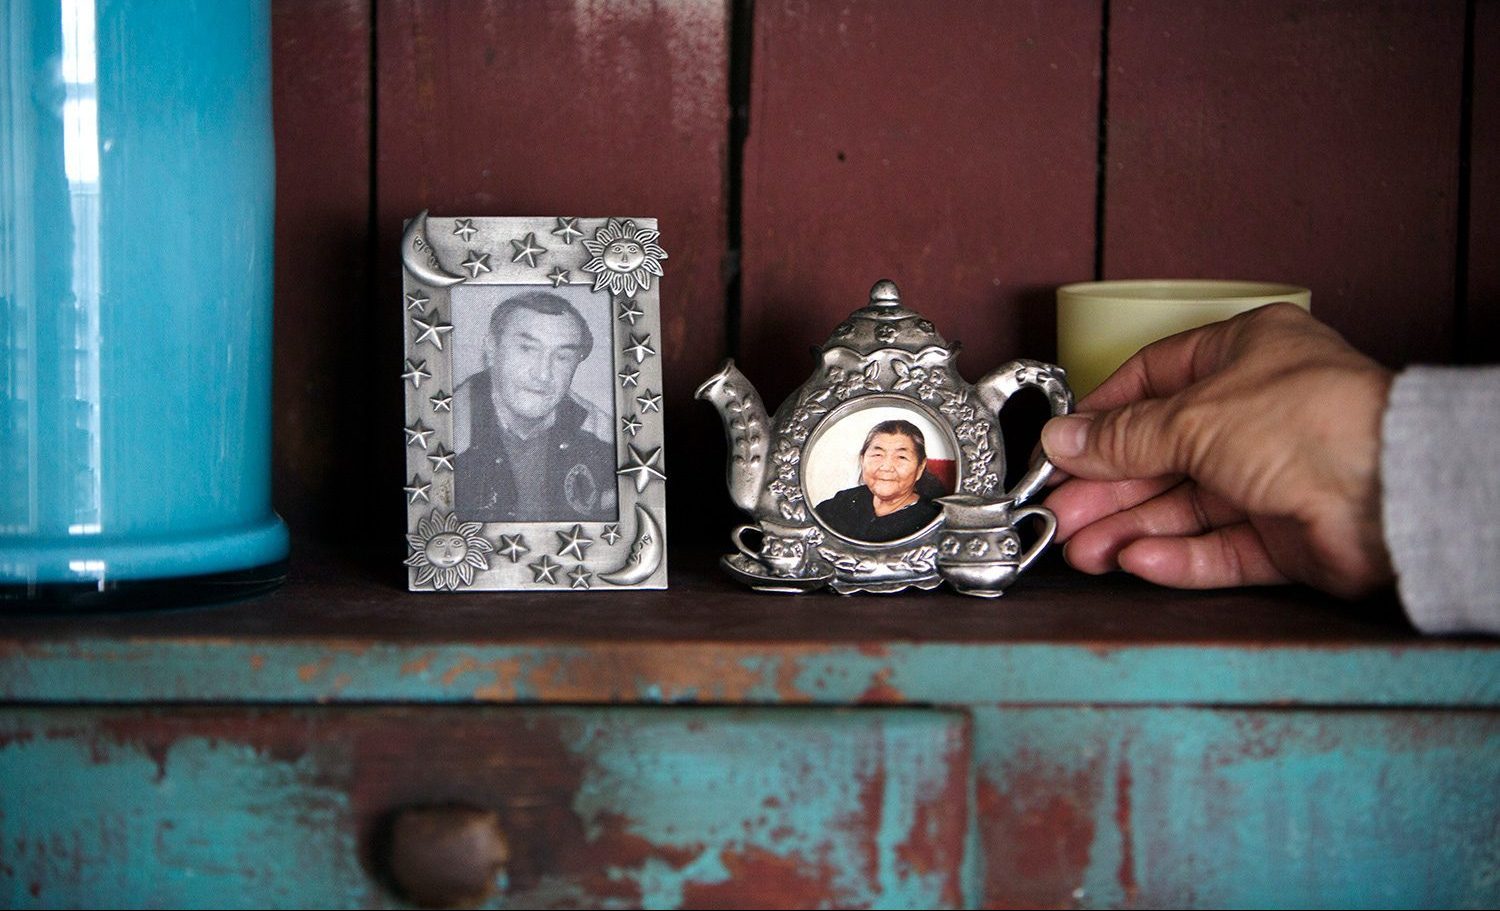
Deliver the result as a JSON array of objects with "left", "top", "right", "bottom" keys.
[
  {"left": 1103, "top": 0, "right": 1466, "bottom": 368},
  {"left": 1467, "top": 0, "right": 1500, "bottom": 362},
  {"left": 739, "top": 0, "right": 1102, "bottom": 407},
  {"left": 374, "top": 0, "right": 732, "bottom": 538},
  {"left": 270, "top": 0, "right": 374, "bottom": 535}
]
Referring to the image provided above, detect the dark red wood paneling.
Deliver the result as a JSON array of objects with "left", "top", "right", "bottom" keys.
[
  {"left": 271, "top": 0, "right": 374, "bottom": 537},
  {"left": 1103, "top": 0, "right": 1466, "bottom": 368},
  {"left": 375, "top": 0, "right": 730, "bottom": 538},
  {"left": 740, "top": 1, "right": 1102, "bottom": 407},
  {"left": 1468, "top": 0, "right": 1500, "bottom": 362}
]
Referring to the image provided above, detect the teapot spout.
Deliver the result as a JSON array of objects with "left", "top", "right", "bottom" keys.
[{"left": 696, "top": 359, "right": 770, "bottom": 514}]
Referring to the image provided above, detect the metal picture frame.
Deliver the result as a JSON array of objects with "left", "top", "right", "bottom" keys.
[
  {"left": 401, "top": 213, "right": 668, "bottom": 591},
  {"left": 699, "top": 280, "right": 1071, "bottom": 596}
]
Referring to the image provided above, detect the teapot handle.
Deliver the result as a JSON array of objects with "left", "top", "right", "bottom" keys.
[{"left": 974, "top": 359, "right": 1074, "bottom": 507}]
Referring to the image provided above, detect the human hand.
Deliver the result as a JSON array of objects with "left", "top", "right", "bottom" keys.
[{"left": 1041, "top": 303, "right": 1395, "bottom": 598}]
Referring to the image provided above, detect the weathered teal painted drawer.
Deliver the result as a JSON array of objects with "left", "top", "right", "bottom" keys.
[
  {"left": 0, "top": 707, "right": 970, "bottom": 909},
  {"left": 973, "top": 707, "right": 1500, "bottom": 909}
]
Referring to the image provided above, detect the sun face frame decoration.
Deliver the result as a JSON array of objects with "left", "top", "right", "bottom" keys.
[
  {"left": 698, "top": 279, "right": 1073, "bottom": 596},
  {"left": 401, "top": 213, "right": 668, "bottom": 592}
]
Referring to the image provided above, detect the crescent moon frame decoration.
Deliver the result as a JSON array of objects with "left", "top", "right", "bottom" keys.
[{"left": 402, "top": 213, "right": 669, "bottom": 591}]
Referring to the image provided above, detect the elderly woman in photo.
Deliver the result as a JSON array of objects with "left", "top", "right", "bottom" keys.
[{"left": 815, "top": 419, "right": 943, "bottom": 542}]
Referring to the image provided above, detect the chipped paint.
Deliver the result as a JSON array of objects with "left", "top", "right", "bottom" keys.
[
  {"left": 1112, "top": 746, "right": 1138, "bottom": 903},
  {"left": 973, "top": 716, "right": 1106, "bottom": 907},
  {"left": 3, "top": 640, "right": 1498, "bottom": 707},
  {"left": 677, "top": 845, "right": 840, "bottom": 907},
  {"left": 398, "top": 651, "right": 435, "bottom": 677},
  {"left": 295, "top": 656, "right": 333, "bottom": 683},
  {"left": 0, "top": 707, "right": 970, "bottom": 908},
  {"left": 973, "top": 707, "right": 1500, "bottom": 907},
  {"left": 0, "top": 717, "right": 362, "bottom": 908},
  {"left": 562, "top": 709, "right": 966, "bottom": 908}
]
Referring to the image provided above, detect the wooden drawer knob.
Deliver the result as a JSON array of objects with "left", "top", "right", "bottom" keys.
[{"left": 387, "top": 805, "right": 510, "bottom": 908}]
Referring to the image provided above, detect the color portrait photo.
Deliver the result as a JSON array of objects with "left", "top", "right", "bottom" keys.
[{"left": 804, "top": 404, "right": 955, "bottom": 543}]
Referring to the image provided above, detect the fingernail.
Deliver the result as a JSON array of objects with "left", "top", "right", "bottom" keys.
[{"left": 1042, "top": 415, "right": 1090, "bottom": 459}]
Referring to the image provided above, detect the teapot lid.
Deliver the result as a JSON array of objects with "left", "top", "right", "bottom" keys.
[{"left": 819, "top": 279, "right": 953, "bottom": 356}]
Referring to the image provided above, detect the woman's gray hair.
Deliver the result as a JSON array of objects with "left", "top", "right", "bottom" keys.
[{"left": 858, "top": 419, "right": 927, "bottom": 465}]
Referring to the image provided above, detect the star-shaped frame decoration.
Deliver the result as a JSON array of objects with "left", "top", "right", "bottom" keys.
[
  {"left": 497, "top": 534, "right": 530, "bottom": 563},
  {"left": 617, "top": 299, "right": 644, "bottom": 325},
  {"left": 529, "top": 555, "right": 561, "bottom": 584},
  {"left": 618, "top": 444, "right": 666, "bottom": 493},
  {"left": 569, "top": 565, "right": 593, "bottom": 590},
  {"left": 510, "top": 233, "right": 547, "bottom": 268},
  {"left": 404, "top": 421, "right": 435, "bottom": 450},
  {"left": 556, "top": 524, "right": 593, "bottom": 561},
  {"left": 402, "top": 359, "right": 431, "bottom": 388},
  {"left": 460, "top": 250, "right": 491, "bottom": 278},
  {"left": 624, "top": 333, "right": 655, "bottom": 363},
  {"left": 411, "top": 312, "right": 454, "bottom": 349},
  {"left": 427, "top": 445, "right": 455, "bottom": 473},
  {"left": 551, "top": 216, "right": 584, "bottom": 244},
  {"left": 453, "top": 218, "right": 479, "bottom": 242},
  {"left": 404, "top": 475, "right": 431, "bottom": 504}
]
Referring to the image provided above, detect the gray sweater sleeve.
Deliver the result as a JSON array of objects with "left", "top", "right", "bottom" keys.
[{"left": 1381, "top": 366, "right": 1500, "bottom": 634}]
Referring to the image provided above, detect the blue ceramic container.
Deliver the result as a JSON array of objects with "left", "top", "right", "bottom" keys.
[{"left": 0, "top": 0, "right": 288, "bottom": 593}]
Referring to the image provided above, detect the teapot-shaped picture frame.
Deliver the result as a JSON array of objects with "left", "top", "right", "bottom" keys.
[{"left": 698, "top": 280, "right": 1073, "bottom": 595}]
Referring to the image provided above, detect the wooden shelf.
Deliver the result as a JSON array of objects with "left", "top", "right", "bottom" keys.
[{"left": 3, "top": 546, "right": 1495, "bottom": 708}]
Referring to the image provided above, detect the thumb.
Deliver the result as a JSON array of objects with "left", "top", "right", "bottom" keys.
[{"left": 1040, "top": 400, "right": 1188, "bottom": 482}]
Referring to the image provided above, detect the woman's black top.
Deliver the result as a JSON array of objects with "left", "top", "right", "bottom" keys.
[{"left": 815, "top": 484, "right": 941, "bottom": 542}]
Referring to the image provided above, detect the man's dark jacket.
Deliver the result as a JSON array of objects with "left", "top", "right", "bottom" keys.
[{"left": 454, "top": 373, "right": 615, "bottom": 522}]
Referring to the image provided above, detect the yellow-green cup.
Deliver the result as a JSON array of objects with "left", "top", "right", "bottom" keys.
[{"left": 1057, "top": 280, "right": 1311, "bottom": 397}]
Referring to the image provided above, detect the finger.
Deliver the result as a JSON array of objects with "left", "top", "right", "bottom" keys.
[
  {"left": 1078, "top": 303, "right": 1319, "bottom": 414},
  {"left": 1063, "top": 481, "right": 1246, "bottom": 573},
  {"left": 1116, "top": 523, "right": 1291, "bottom": 589},
  {"left": 1044, "top": 475, "right": 1180, "bottom": 542},
  {"left": 1041, "top": 398, "right": 1194, "bottom": 482},
  {"left": 1076, "top": 319, "right": 1233, "bottom": 412}
]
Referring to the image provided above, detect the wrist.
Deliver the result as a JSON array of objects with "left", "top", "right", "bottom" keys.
[{"left": 1308, "top": 364, "right": 1396, "bottom": 596}]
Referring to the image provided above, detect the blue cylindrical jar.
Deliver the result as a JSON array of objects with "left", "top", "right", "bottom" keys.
[{"left": 1, "top": 0, "right": 288, "bottom": 601}]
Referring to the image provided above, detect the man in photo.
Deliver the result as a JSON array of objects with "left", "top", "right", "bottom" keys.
[
  {"left": 454, "top": 290, "right": 615, "bottom": 522},
  {"left": 815, "top": 419, "right": 943, "bottom": 542}
]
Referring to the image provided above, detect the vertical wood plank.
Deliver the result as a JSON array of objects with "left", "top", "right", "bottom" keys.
[
  {"left": 376, "top": 0, "right": 730, "bottom": 537},
  {"left": 1467, "top": 0, "right": 1500, "bottom": 362},
  {"left": 1104, "top": 0, "right": 1466, "bottom": 368},
  {"left": 270, "top": 0, "right": 373, "bottom": 536},
  {"left": 740, "top": 1, "right": 1102, "bottom": 407}
]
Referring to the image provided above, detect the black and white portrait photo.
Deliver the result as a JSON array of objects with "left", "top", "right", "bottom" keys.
[{"left": 450, "top": 285, "right": 617, "bottom": 523}]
